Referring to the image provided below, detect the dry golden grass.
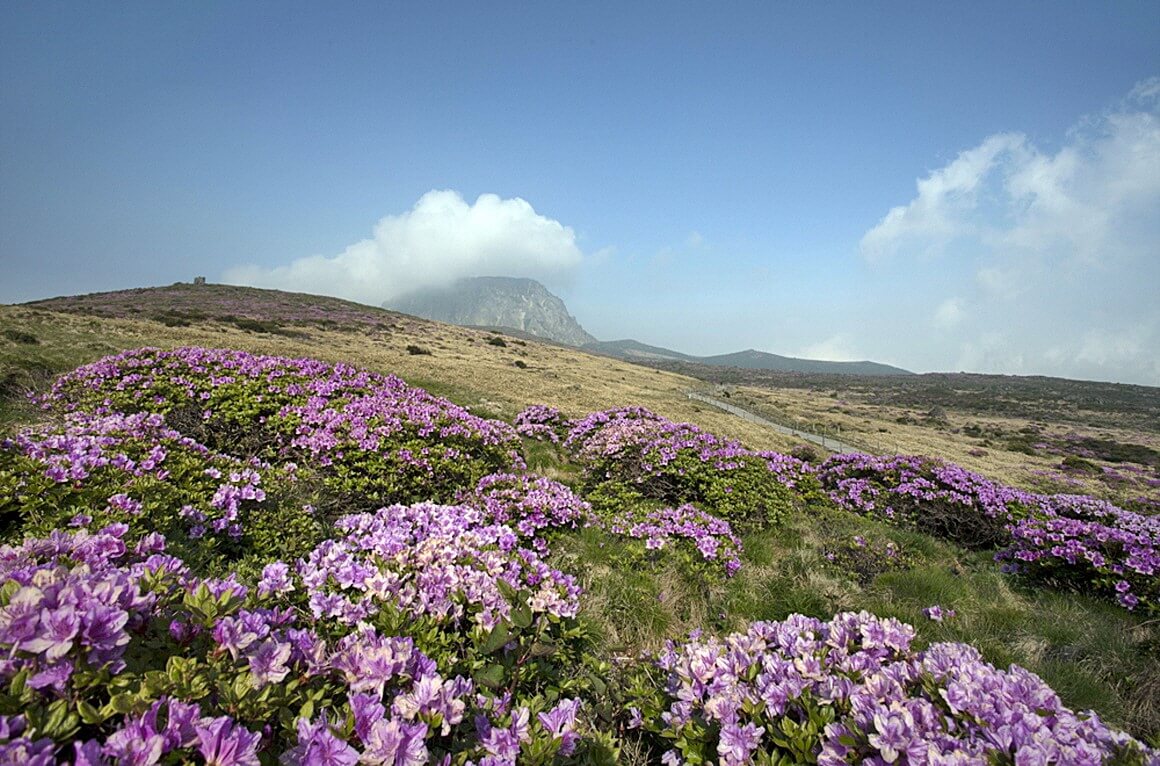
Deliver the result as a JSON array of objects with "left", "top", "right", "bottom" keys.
[{"left": 732, "top": 383, "right": 1159, "bottom": 501}]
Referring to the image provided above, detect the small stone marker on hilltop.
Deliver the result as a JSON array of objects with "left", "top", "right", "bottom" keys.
[{"left": 193, "top": 276, "right": 206, "bottom": 285}]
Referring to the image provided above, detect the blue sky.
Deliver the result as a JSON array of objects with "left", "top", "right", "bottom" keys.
[{"left": 2, "top": 3, "right": 1158, "bottom": 384}]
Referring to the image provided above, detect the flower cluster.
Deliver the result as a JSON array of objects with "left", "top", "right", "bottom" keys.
[
  {"left": 601, "top": 503, "right": 744, "bottom": 576},
  {"left": 299, "top": 502, "right": 582, "bottom": 630},
  {"left": 0, "top": 410, "right": 303, "bottom": 575},
  {"left": 755, "top": 450, "right": 817, "bottom": 492},
  {"left": 815, "top": 453, "right": 1033, "bottom": 549},
  {"left": 44, "top": 347, "right": 522, "bottom": 507},
  {"left": 998, "top": 494, "right": 1160, "bottom": 613},
  {"left": 459, "top": 472, "right": 591, "bottom": 555},
  {"left": 0, "top": 525, "right": 156, "bottom": 693},
  {"left": 0, "top": 524, "right": 590, "bottom": 764},
  {"left": 563, "top": 407, "right": 798, "bottom": 527},
  {"left": 0, "top": 701, "right": 264, "bottom": 766},
  {"left": 628, "top": 612, "right": 1156, "bottom": 765},
  {"left": 513, "top": 404, "right": 566, "bottom": 443}
]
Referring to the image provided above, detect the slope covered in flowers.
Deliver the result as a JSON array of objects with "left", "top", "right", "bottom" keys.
[{"left": 0, "top": 346, "right": 1155, "bottom": 764}]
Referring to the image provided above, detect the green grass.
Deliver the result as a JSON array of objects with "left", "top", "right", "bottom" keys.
[{"left": 550, "top": 503, "right": 1160, "bottom": 742}]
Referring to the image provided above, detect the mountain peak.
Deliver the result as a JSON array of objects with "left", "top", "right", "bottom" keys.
[{"left": 385, "top": 277, "right": 596, "bottom": 347}]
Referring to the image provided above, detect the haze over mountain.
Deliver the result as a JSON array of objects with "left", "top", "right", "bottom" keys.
[
  {"left": 385, "top": 277, "right": 597, "bottom": 347},
  {"left": 384, "top": 277, "right": 911, "bottom": 375}
]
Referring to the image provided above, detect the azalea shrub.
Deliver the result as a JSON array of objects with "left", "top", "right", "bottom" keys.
[
  {"left": 0, "top": 522, "right": 616, "bottom": 765},
  {"left": 458, "top": 473, "right": 591, "bottom": 556},
  {"left": 514, "top": 405, "right": 567, "bottom": 444},
  {"left": 563, "top": 407, "right": 798, "bottom": 528},
  {"left": 44, "top": 347, "right": 523, "bottom": 511},
  {"left": 997, "top": 494, "right": 1160, "bottom": 614},
  {"left": 0, "top": 411, "right": 321, "bottom": 576},
  {"left": 624, "top": 612, "right": 1156, "bottom": 765},
  {"left": 815, "top": 453, "right": 1033, "bottom": 549},
  {"left": 597, "top": 503, "right": 744, "bottom": 577}
]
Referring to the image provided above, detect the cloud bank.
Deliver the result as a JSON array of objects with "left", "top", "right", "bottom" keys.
[
  {"left": 224, "top": 191, "right": 584, "bottom": 305},
  {"left": 858, "top": 79, "right": 1160, "bottom": 385}
]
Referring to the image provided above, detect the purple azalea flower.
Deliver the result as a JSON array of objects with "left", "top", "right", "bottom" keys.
[
  {"left": 537, "top": 699, "right": 582, "bottom": 756},
  {"left": 718, "top": 721, "right": 764, "bottom": 766},
  {"left": 194, "top": 716, "right": 262, "bottom": 766},
  {"left": 248, "top": 639, "right": 292, "bottom": 687},
  {"left": 287, "top": 716, "right": 358, "bottom": 766},
  {"left": 363, "top": 719, "right": 429, "bottom": 766}
]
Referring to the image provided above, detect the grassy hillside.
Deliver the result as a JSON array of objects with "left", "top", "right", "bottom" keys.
[
  {"left": 4, "top": 286, "right": 800, "bottom": 452},
  {"left": 1, "top": 285, "right": 1157, "bottom": 763}
]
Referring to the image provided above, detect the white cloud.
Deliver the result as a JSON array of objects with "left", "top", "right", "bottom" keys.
[
  {"left": 224, "top": 190, "right": 584, "bottom": 305},
  {"left": 933, "top": 297, "right": 965, "bottom": 328},
  {"left": 859, "top": 133, "right": 1025, "bottom": 262},
  {"left": 799, "top": 334, "right": 861, "bottom": 362},
  {"left": 857, "top": 79, "right": 1160, "bottom": 384}
]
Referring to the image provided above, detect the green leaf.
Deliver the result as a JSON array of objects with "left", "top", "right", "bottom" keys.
[
  {"left": 480, "top": 623, "right": 511, "bottom": 654},
  {"left": 510, "top": 603, "right": 533, "bottom": 629},
  {"left": 77, "top": 699, "right": 104, "bottom": 725},
  {"left": 233, "top": 673, "right": 253, "bottom": 699},
  {"left": 41, "top": 700, "right": 79, "bottom": 740},
  {"left": 474, "top": 663, "right": 506, "bottom": 690},
  {"left": 582, "top": 669, "right": 607, "bottom": 695},
  {"left": 7, "top": 668, "right": 28, "bottom": 698},
  {"left": 109, "top": 693, "right": 138, "bottom": 715}
]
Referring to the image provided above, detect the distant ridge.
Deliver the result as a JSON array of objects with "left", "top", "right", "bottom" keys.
[
  {"left": 385, "top": 277, "right": 597, "bottom": 347},
  {"left": 584, "top": 339, "right": 912, "bottom": 376}
]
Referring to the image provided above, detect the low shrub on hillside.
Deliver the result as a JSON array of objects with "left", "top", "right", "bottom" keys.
[
  {"left": 0, "top": 523, "right": 616, "bottom": 764},
  {"left": 815, "top": 453, "right": 1032, "bottom": 549},
  {"left": 599, "top": 502, "right": 744, "bottom": 576},
  {"left": 625, "top": 612, "right": 1155, "bottom": 765},
  {"left": 0, "top": 411, "right": 321, "bottom": 575},
  {"left": 2, "top": 328, "right": 39, "bottom": 345},
  {"left": 44, "top": 347, "right": 523, "bottom": 511},
  {"left": 459, "top": 472, "right": 591, "bottom": 555},
  {"left": 998, "top": 494, "right": 1160, "bottom": 614},
  {"left": 821, "top": 534, "right": 914, "bottom": 585},
  {"left": 514, "top": 404, "right": 567, "bottom": 444},
  {"left": 563, "top": 407, "right": 798, "bottom": 528}
]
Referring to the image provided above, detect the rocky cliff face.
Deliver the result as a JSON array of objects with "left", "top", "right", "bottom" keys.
[{"left": 385, "top": 277, "right": 597, "bottom": 347}]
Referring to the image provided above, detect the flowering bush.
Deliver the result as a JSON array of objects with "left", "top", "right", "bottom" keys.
[
  {"left": 626, "top": 612, "right": 1156, "bottom": 765},
  {"left": 0, "top": 411, "right": 319, "bottom": 575},
  {"left": 0, "top": 524, "right": 606, "bottom": 764},
  {"left": 600, "top": 503, "right": 744, "bottom": 576},
  {"left": 514, "top": 405, "right": 567, "bottom": 444},
  {"left": 998, "top": 494, "right": 1160, "bottom": 614},
  {"left": 815, "top": 453, "right": 1033, "bottom": 549},
  {"left": 298, "top": 502, "right": 582, "bottom": 630},
  {"left": 44, "top": 347, "right": 522, "bottom": 510},
  {"left": 564, "top": 407, "right": 798, "bottom": 527},
  {"left": 459, "top": 473, "right": 591, "bottom": 556}
]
